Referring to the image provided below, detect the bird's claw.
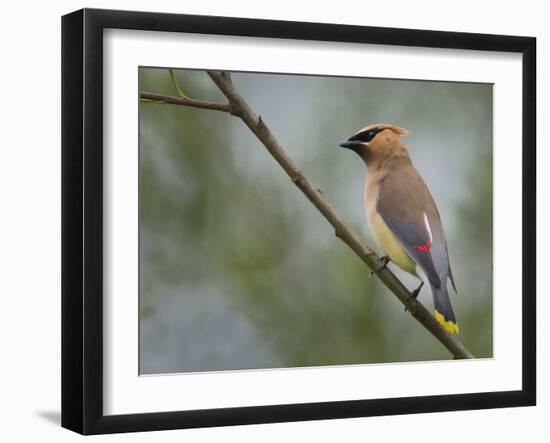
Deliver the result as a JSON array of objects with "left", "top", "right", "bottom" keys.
[
  {"left": 404, "top": 281, "right": 425, "bottom": 311},
  {"left": 369, "top": 256, "right": 391, "bottom": 278},
  {"left": 411, "top": 281, "right": 424, "bottom": 299}
]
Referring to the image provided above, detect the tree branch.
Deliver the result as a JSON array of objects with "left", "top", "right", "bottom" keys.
[
  {"left": 139, "top": 70, "right": 474, "bottom": 359},
  {"left": 139, "top": 91, "right": 233, "bottom": 113}
]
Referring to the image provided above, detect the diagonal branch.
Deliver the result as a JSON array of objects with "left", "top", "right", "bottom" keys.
[{"left": 139, "top": 70, "right": 474, "bottom": 359}]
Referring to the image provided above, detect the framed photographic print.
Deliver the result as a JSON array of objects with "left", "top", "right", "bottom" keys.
[{"left": 61, "top": 8, "right": 536, "bottom": 435}]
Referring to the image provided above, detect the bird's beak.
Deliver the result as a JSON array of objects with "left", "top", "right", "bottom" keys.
[{"left": 339, "top": 140, "right": 365, "bottom": 150}]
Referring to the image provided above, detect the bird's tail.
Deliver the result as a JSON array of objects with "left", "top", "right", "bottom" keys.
[{"left": 430, "top": 282, "right": 459, "bottom": 334}]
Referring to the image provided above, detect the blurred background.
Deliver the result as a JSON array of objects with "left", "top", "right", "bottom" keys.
[{"left": 138, "top": 68, "right": 492, "bottom": 375}]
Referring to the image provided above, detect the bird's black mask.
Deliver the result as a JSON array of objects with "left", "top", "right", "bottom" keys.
[{"left": 339, "top": 127, "right": 384, "bottom": 157}]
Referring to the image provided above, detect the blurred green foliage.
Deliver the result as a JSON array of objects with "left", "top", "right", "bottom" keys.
[{"left": 139, "top": 68, "right": 493, "bottom": 374}]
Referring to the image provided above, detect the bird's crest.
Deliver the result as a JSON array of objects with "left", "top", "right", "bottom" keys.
[{"left": 358, "top": 123, "right": 410, "bottom": 136}]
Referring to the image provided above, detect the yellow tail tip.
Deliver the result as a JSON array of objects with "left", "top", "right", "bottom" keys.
[{"left": 435, "top": 310, "right": 460, "bottom": 334}]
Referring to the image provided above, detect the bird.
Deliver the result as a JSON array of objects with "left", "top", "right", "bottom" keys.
[{"left": 339, "top": 123, "right": 459, "bottom": 333}]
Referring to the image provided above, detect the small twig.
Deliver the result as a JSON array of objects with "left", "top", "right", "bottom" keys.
[
  {"left": 169, "top": 69, "right": 187, "bottom": 98},
  {"left": 140, "top": 97, "right": 169, "bottom": 105},
  {"left": 139, "top": 92, "right": 232, "bottom": 113}
]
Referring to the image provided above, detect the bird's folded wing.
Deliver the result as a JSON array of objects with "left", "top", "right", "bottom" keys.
[
  {"left": 383, "top": 218, "right": 442, "bottom": 287},
  {"left": 377, "top": 172, "right": 443, "bottom": 288}
]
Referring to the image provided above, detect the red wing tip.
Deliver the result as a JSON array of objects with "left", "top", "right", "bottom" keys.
[{"left": 414, "top": 241, "right": 432, "bottom": 252}]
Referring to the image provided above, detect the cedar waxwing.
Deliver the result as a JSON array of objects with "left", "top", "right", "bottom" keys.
[{"left": 339, "top": 124, "right": 459, "bottom": 333}]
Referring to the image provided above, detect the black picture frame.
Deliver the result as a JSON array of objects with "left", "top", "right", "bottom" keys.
[{"left": 61, "top": 8, "right": 536, "bottom": 435}]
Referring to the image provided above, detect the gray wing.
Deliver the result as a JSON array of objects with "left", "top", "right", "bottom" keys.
[{"left": 377, "top": 167, "right": 452, "bottom": 289}]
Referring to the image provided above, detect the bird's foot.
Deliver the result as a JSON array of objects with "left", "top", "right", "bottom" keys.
[
  {"left": 411, "top": 281, "right": 424, "bottom": 299},
  {"left": 404, "top": 281, "right": 424, "bottom": 312},
  {"left": 369, "top": 256, "right": 391, "bottom": 278}
]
